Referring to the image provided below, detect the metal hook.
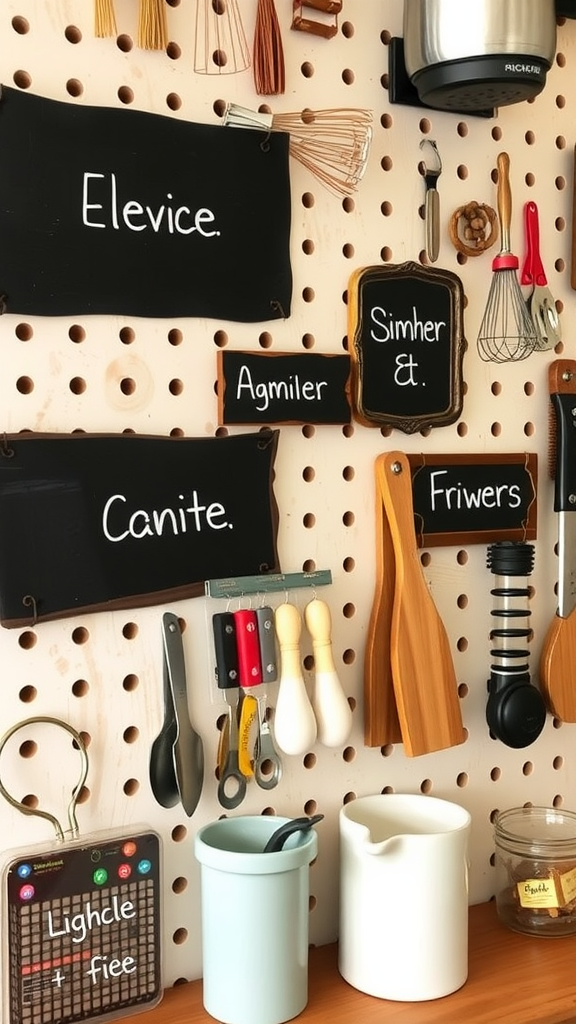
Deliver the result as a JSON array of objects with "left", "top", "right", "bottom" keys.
[
  {"left": 0, "top": 717, "right": 89, "bottom": 842},
  {"left": 419, "top": 138, "right": 442, "bottom": 179}
]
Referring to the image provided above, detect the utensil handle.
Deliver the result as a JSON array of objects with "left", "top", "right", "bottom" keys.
[
  {"left": 521, "top": 201, "right": 547, "bottom": 286},
  {"left": 212, "top": 612, "right": 239, "bottom": 689},
  {"left": 497, "top": 152, "right": 512, "bottom": 253},
  {"left": 234, "top": 609, "right": 262, "bottom": 688},
  {"left": 304, "top": 599, "right": 352, "bottom": 747},
  {"left": 162, "top": 612, "right": 188, "bottom": 710},
  {"left": 274, "top": 603, "right": 317, "bottom": 755}
]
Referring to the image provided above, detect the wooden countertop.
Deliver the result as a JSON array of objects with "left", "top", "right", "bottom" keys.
[{"left": 146, "top": 901, "right": 576, "bottom": 1024}]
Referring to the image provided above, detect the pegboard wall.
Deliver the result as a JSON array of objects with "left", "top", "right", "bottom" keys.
[{"left": 1, "top": 0, "right": 576, "bottom": 990}]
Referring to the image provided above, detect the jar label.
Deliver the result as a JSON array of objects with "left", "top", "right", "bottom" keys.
[
  {"left": 517, "top": 877, "right": 559, "bottom": 909},
  {"left": 559, "top": 866, "right": 576, "bottom": 906}
]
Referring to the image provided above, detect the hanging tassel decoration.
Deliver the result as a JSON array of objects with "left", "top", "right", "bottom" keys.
[
  {"left": 138, "top": 0, "right": 169, "bottom": 50},
  {"left": 252, "top": 0, "right": 285, "bottom": 95},
  {"left": 94, "top": 0, "right": 117, "bottom": 37},
  {"left": 223, "top": 103, "right": 373, "bottom": 198}
]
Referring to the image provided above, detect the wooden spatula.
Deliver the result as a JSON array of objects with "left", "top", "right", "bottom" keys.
[{"left": 377, "top": 451, "right": 465, "bottom": 756}]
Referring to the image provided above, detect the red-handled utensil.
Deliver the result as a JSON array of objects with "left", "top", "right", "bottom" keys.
[{"left": 521, "top": 200, "right": 561, "bottom": 351}]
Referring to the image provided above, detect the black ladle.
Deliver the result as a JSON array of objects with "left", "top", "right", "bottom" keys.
[{"left": 263, "top": 814, "right": 324, "bottom": 853}]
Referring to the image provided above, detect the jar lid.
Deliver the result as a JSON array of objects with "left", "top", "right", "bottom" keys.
[{"left": 495, "top": 805, "right": 576, "bottom": 856}]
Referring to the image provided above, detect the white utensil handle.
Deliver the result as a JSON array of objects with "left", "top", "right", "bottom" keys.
[
  {"left": 274, "top": 602, "right": 317, "bottom": 755},
  {"left": 305, "top": 599, "right": 353, "bottom": 747}
]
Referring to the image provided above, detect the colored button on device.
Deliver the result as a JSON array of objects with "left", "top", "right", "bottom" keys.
[
  {"left": 19, "top": 884, "right": 35, "bottom": 901},
  {"left": 17, "top": 863, "right": 32, "bottom": 879},
  {"left": 122, "top": 841, "right": 137, "bottom": 857},
  {"left": 118, "top": 863, "right": 132, "bottom": 880},
  {"left": 93, "top": 868, "right": 108, "bottom": 886},
  {"left": 137, "top": 859, "right": 152, "bottom": 875}
]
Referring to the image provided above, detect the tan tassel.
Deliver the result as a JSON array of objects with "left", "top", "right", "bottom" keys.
[
  {"left": 138, "top": 0, "right": 169, "bottom": 50},
  {"left": 253, "top": 0, "right": 285, "bottom": 96},
  {"left": 94, "top": 0, "right": 117, "bottom": 38}
]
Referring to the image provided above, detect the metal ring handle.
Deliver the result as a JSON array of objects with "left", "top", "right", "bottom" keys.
[{"left": 0, "top": 716, "right": 89, "bottom": 842}]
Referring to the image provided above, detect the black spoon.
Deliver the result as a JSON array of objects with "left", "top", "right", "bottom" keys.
[{"left": 263, "top": 814, "right": 324, "bottom": 853}]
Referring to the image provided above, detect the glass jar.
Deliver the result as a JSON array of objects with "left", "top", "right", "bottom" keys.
[{"left": 494, "top": 806, "right": 576, "bottom": 937}]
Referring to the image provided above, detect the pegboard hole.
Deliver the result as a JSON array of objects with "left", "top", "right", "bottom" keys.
[
  {"left": 172, "top": 928, "right": 188, "bottom": 945},
  {"left": 420, "top": 778, "right": 433, "bottom": 794},
  {"left": 490, "top": 767, "right": 501, "bottom": 781},
  {"left": 19, "top": 740, "right": 37, "bottom": 758},
  {"left": 522, "top": 761, "right": 534, "bottom": 776},
  {"left": 169, "top": 378, "right": 184, "bottom": 396},
  {"left": 457, "top": 637, "right": 468, "bottom": 653},
  {"left": 342, "top": 648, "right": 355, "bottom": 665},
  {"left": 303, "top": 512, "right": 316, "bottom": 528},
  {"left": 70, "top": 376, "right": 87, "bottom": 395},
  {"left": 304, "top": 753, "right": 317, "bottom": 769},
  {"left": 342, "top": 511, "right": 355, "bottom": 527},
  {"left": 12, "top": 16, "right": 30, "bottom": 33},
  {"left": 123, "top": 726, "right": 139, "bottom": 744},
  {"left": 16, "top": 376, "right": 34, "bottom": 394},
  {"left": 302, "top": 425, "right": 315, "bottom": 439},
  {"left": 303, "top": 287, "right": 315, "bottom": 303},
  {"left": 457, "top": 122, "right": 468, "bottom": 137},
  {"left": 167, "top": 41, "right": 182, "bottom": 60},
  {"left": 123, "top": 778, "right": 140, "bottom": 796},
  {"left": 172, "top": 825, "right": 188, "bottom": 842},
  {"left": 13, "top": 70, "right": 32, "bottom": 89},
  {"left": 343, "top": 746, "right": 356, "bottom": 763},
  {"left": 457, "top": 594, "right": 468, "bottom": 610},
  {"left": 18, "top": 630, "right": 37, "bottom": 650},
  {"left": 381, "top": 744, "right": 394, "bottom": 757},
  {"left": 304, "top": 799, "right": 318, "bottom": 816},
  {"left": 72, "top": 679, "right": 90, "bottom": 698},
  {"left": 302, "top": 558, "right": 316, "bottom": 572},
  {"left": 553, "top": 795, "right": 564, "bottom": 808},
  {"left": 553, "top": 756, "right": 564, "bottom": 770},
  {"left": 456, "top": 773, "right": 469, "bottom": 788},
  {"left": 343, "top": 791, "right": 357, "bottom": 804},
  {"left": 21, "top": 794, "right": 38, "bottom": 810},
  {"left": 341, "top": 20, "right": 354, "bottom": 38},
  {"left": 123, "top": 673, "right": 139, "bottom": 691},
  {"left": 117, "top": 34, "right": 134, "bottom": 52},
  {"left": 72, "top": 627, "right": 90, "bottom": 645},
  {"left": 15, "top": 322, "right": 33, "bottom": 341},
  {"left": 457, "top": 549, "right": 469, "bottom": 565},
  {"left": 302, "top": 466, "right": 315, "bottom": 482},
  {"left": 77, "top": 785, "right": 91, "bottom": 804},
  {"left": 66, "top": 79, "right": 83, "bottom": 98},
  {"left": 309, "top": 894, "right": 317, "bottom": 912},
  {"left": 118, "top": 86, "right": 135, "bottom": 105},
  {"left": 343, "top": 556, "right": 355, "bottom": 572},
  {"left": 69, "top": 324, "right": 86, "bottom": 344},
  {"left": 172, "top": 876, "right": 188, "bottom": 894},
  {"left": 122, "top": 622, "right": 139, "bottom": 640},
  {"left": 301, "top": 62, "right": 314, "bottom": 79},
  {"left": 167, "top": 93, "right": 183, "bottom": 111},
  {"left": 19, "top": 685, "right": 37, "bottom": 703},
  {"left": 259, "top": 332, "right": 273, "bottom": 349},
  {"left": 343, "top": 602, "right": 355, "bottom": 618},
  {"left": 458, "top": 682, "right": 469, "bottom": 698}
]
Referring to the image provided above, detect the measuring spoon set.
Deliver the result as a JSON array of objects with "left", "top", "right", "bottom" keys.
[{"left": 212, "top": 597, "right": 353, "bottom": 809}]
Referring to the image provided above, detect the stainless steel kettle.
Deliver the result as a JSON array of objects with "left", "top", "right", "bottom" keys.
[{"left": 403, "top": 0, "right": 557, "bottom": 112}]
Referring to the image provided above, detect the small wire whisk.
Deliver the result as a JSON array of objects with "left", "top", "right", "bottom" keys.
[
  {"left": 477, "top": 152, "right": 538, "bottom": 363},
  {"left": 194, "top": 0, "right": 251, "bottom": 75},
  {"left": 223, "top": 104, "right": 373, "bottom": 198}
]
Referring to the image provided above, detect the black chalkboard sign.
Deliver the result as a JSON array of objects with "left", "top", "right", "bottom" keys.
[
  {"left": 0, "top": 431, "right": 280, "bottom": 627},
  {"left": 217, "top": 351, "right": 351, "bottom": 424},
  {"left": 0, "top": 86, "right": 292, "bottom": 322},
  {"left": 407, "top": 452, "right": 537, "bottom": 546},
  {"left": 348, "top": 262, "right": 466, "bottom": 432}
]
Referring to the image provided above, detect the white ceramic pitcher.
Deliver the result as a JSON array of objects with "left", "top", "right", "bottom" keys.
[{"left": 339, "top": 793, "right": 471, "bottom": 1001}]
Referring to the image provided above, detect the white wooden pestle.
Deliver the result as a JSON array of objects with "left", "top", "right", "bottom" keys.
[
  {"left": 305, "top": 598, "right": 353, "bottom": 747},
  {"left": 274, "top": 602, "right": 317, "bottom": 755}
]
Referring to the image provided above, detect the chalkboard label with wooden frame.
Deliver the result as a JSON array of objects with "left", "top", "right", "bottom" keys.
[
  {"left": 348, "top": 262, "right": 466, "bottom": 433},
  {"left": 217, "top": 350, "right": 351, "bottom": 425},
  {"left": 406, "top": 452, "right": 537, "bottom": 546}
]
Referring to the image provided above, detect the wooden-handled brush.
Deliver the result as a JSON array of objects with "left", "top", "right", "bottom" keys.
[{"left": 540, "top": 359, "right": 576, "bottom": 720}]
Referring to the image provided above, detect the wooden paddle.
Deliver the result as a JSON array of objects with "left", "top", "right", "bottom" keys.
[{"left": 376, "top": 451, "right": 465, "bottom": 756}]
